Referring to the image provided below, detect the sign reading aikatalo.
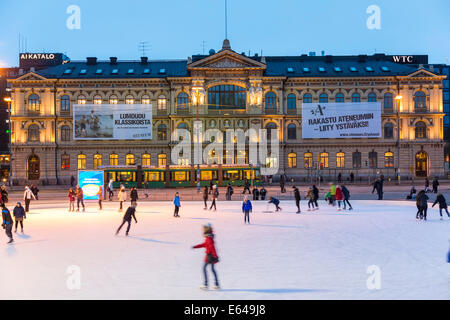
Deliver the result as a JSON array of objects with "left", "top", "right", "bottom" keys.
[
  {"left": 302, "top": 102, "right": 381, "bottom": 139},
  {"left": 73, "top": 104, "right": 153, "bottom": 140}
]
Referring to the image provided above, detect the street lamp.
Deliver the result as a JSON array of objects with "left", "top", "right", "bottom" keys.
[
  {"left": 395, "top": 95, "right": 402, "bottom": 185},
  {"left": 3, "top": 96, "right": 12, "bottom": 187}
]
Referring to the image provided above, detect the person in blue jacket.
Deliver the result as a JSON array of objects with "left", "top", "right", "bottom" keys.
[
  {"left": 1, "top": 204, "right": 13, "bottom": 244},
  {"left": 269, "top": 197, "right": 282, "bottom": 212},
  {"left": 173, "top": 192, "right": 181, "bottom": 218},
  {"left": 242, "top": 196, "right": 253, "bottom": 224}
]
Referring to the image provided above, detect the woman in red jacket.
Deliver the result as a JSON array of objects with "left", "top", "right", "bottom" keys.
[
  {"left": 335, "top": 185, "right": 344, "bottom": 211},
  {"left": 192, "top": 223, "right": 220, "bottom": 290}
]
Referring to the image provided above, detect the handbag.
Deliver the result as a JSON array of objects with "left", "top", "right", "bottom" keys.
[{"left": 207, "top": 253, "right": 219, "bottom": 263}]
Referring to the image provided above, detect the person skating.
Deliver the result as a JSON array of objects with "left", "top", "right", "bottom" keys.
[
  {"left": 226, "top": 184, "right": 233, "bottom": 201},
  {"left": 23, "top": 186, "right": 36, "bottom": 213},
  {"left": 312, "top": 185, "right": 319, "bottom": 210},
  {"left": 192, "top": 224, "right": 220, "bottom": 290},
  {"left": 13, "top": 202, "right": 25, "bottom": 233},
  {"left": 432, "top": 177, "right": 439, "bottom": 194},
  {"left": 118, "top": 186, "right": 127, "bottom": 212},
  {"left": 209, "top": 186, "right": 218, "bottom": 211},
  {"left": 31, "top": 185, "right": 39, "bottom": 200},
  {"left": 269, "top": 197, "right": 281, "bottom": 212},
  {"left": 203, "top": 186, "right": 208, "bottom": 209},
  {"left": 341, "top": 184, "right": 353, "bottom": 210},
  {"left": 97, "top": 186, "right": 103, "bottom": 211},
  {"left": 252, "top": 187, "right": 259, "bottom": 201},
  {"left": 406, "top": 185, "right": 417, "bottom": 200},
  {"left": 335, "top": 185, "right": 344, "bottom": 211},
  {"left": 115, "top": 205, "right": 137, "bottom": 236},
  {"left": 242, "top": 195, "right": 252, "bottom": 224},
  {"left": 173, "top": 192, "right": 181, "bottom": 217},
  {"left": 67, "top": 188, "right": 76, "bottom": 212},
  {"left": 259, "top": 186, "right": 267, "bottom": 200},
  {"left": 280, "top": 174, "right": 286, "bottom": 193},
  {"left": 130, "top": 187, "right": 138, "bottom": 206},
  {"left": 70, "top": 175, "right": 75, "bottom": 187},
  {"left": 107, "top": 179, "right": 114, "bottom": 201},
  {"left": 432, "top": 192, "right": 450, "bottom": 220},
  {"left": 75, "top": 186, "right": 85, "bottom": 212},
  {"left": 1, "top": 204, "right": 13, "bottom": 244},
  {"left": 424, "top": 178, "right": 430, "bottom": 193},
  {"left": 293, "top": 186, "right": 301, "bottom": 213},
  {"left": 416, "top": 190, "right": 429, "bottom": 220},
  {"left": 242, "top": 179, "right": 251, "bottom": 194},
  {"left": 329, "top": 183, "right": 336, "bottom": 206},
  {"left": 372, "top": 178, "right": 383, "bottom": 200},
  {"left": 306, "top": 187, "right": 315, "bottom": 211},
  {"left": 0, "top": 185, "right": 8, "bottom": 204},
  {"left": 209, "top": 181, "right": 214, "bottom": 194}
]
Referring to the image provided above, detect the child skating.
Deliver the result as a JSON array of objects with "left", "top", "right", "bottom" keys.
[
  {"left": 173, "top": 192, "right": 181, "bottom": 217},
  {"left": 242, "top": 195, "right": 252, "bottom": 224},
  {"left": 269, "top": 197, "right": 282, "bottom": 212},
  {"left": 192, "top": 224, "right": 220, "bottom": 290}
]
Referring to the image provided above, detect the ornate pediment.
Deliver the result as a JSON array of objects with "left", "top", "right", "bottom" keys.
[
  {"left": 15, "top": 72, "right": 48, "bottom": 81},
  {"left": 188, "top": 49, "right": 266, "bottom": 71},
  {"left": 406, "top": 68, "right": 438, "bottom": 78}
]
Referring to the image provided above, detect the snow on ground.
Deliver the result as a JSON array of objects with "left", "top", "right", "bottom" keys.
[{"left": 0, "top": 199, "right": 449, "bottom": 300}]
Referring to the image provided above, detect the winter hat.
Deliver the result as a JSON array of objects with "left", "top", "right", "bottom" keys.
[
  {"left": 17, "top": 202, "right": 21, "bottom": 205},
  {"left": 203, "top": 223, "right": 213, "bottom": 235}
]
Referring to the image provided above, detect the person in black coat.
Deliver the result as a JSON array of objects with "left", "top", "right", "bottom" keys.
[
  {"left": 13, "top": 202, "right": 26, "bottom": 233},
  {"left": 372, "top": 179, "right": 383, "bottom": 200},
  {"left": 0, "top": 185, "right": 8, "bottom": 204},
  {"left": 432, "top": 192, "right": 450, "bottom": 219},
  {"left": 312, "top": 185, "right": 319, "bottom": 209},
  {"left": 226, "top": 184, "right": 233, "bottom": 201},
  {"left": 130, "top": 187, "right": 138, "bottom": 206},
  {"left": 1, "top": 204, "right": 13, "bottom": 244},
  {"left": 293, "top": 186, "right": 301, "bottom": 213},
  {"left": 432, "top": 178, "right": 439, "bottom": 194},
  {"left": 70, "top": 175, "right": 75, "bottom": 187},
  {"left": 259, "top": 187, "right": 267, "bottom": 200},
  {"left": 203, "top": 186, "right": 208, "bottom": 209},
  {"left": 115, "top": 205, "right": 137, "bottom": 236},
  {"left": 424, "top": 178, "right": 430, "bottom": 193},
  {"left": 252, "top": 187, "right": 259, "bottom": 200},
  {"left": 416, "top": 190, "right": 429, "bottom": 220},
  {"left": 242, "top": 179, "right": 251, "bottom": 194},
  {"left": 341, "top": 185, "right": 353, "bottom": 210}
]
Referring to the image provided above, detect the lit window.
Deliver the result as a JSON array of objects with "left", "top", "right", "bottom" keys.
[
  {"left": 265, "top": 122, "right": 278, "bottom": 141},
  {"left": 142, "top": 154, "right": 151, "bottom": 166},
  {"left": 177, "top": 92, "right": 189, "bottom": 110},
  {"left": 384, "top": 152, "right": 394, "bottom": 168},
  {"left": 208, "top": 85, "right": 246, "bottom": 110},
  {"left": 141, "top": 95, "right": 150, "bottom": 105},
  {"left": 414, "top": 91, "right": 427, "bottom": 110},
  {"left": 319, "top": 152, "right": 329, "bottom": 169},
  {"left": 77, "top": 95, "right": 86, "bottom": 104},
  {"left": 126, "top": 154, "right": 135, "bottom": 165},
  {"left": 158, "top": 154, "right": 167, "bottom": 167},
  {"left": 125, "top": 95, "right": 134, "bottom": 104},
  {"left": 109, "top": 95, "right": 118, "bottom": 104},
  {"left": 415, "top": 121, "right": 427, "bottom": 139},
  {"left": 27, "top": 94, "right": 40, "bottom": 112},
  {"left": 304, "top": 153, "right": 313, "bottom": 169},
  {"left": 288, "top": 153, "right": 297, "bottom": 168},
  {"left": 93, "top": 95, "right": 102, "bottom": 104},
  {"left": 77, "top": 154, "right": 86, "bottom": 169},
  {"left": 93, "top": 154, "right": 102, "bottom": 169},
  {"left": 158, "top": 95, "right": 167, "bottom": 110},
  {"left": 336, "top": 152, "right": 345, "bottom": 168},
  {"left": 157, "top": 124, "right": 167, "bottom": 140},
  {"left": 109, "top": 154, "right": 118, "bottom": 166},
  {"left": 266, "top": 156, "right": 278, "bottom": 169},
  {"left": 28, "top": 124, "right": 40, "bottom": 142},
  {"left": 61, "top": 154, "right": 70, "bottom": 170}
]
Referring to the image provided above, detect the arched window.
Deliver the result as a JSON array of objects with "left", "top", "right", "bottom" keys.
[
  {"left": 125, "top": 95, "right": 134, "bottom": 104},
  {"left": 27, "top": 155, "right": 40, "bottom": 180},
  {"left": 141, "top": 154, "right": 151, "bottom": 166},
  {"left": 287, "top": 94, "right": 296, "bottom": 111},
  {"left": 287, "top": 123, "right": 297, "bottom": 140},
  {"left": 158, "top": 154, "right": 167, "bottom": 167},
  {"left": 415, "top": 121, "right": 427, "bottom": 139},
  {"left": 208, "top": 85, "right": 246, "bottom": 109},
  {"left": 109, "top": 95, "right": 118, "bottom": 104},
  {"left": 319, "top": 152, "right": 329, "bottom": 169},
  {"left": 157, "top": 95, "right": 166, "bottom": 110},
  {"left": 265, "top": 92, "right": 277, "bottom": 110},
  {"left": 126, "top": 154, "right": 135, "bottom": 165},
  {"left": 384, "top": 93, "right": 393, "bottom": 110},
  {"left": 177, "top": 92, "right": 189, "bottom": 111},
  {"left": 352, "top": 152, "right": 361, "bottom": 169},
  {"left": 304, "top": 152, "right": 313, "bottom": 169},
  {"left": 157, "top": 124, "right": 167, "bottom": 140},
  {"left": 384, "top": 152, "right": 394, "bottom": 168},
  {"left": 61, "top": 154, "right": 70, "bottom": 170},
  {"left": 265, "top": 122, "right": 278, "bottom": 141},
  {"left": 384, "top": 123, "right": 394, "bottom": 139},
  {"left": 93, "top": 95, "right": 102, "bottom": 104},
  {"left": 27, "top": 94, "right": 40, "bottom": 112},
  {"left": 369, "top": 151, "right": 378, "bottom": 168},
  {"left": 336, "top": 93, "right": 344, "bottom": 103},
  {"left": 77, "top": 154, "right": 86, "bottom": 169},
  {"left": 60, "top": 95, "right": 70, "bottom": 112},
  {"left": 109, "top": 153, "right": 118, "bottom": 166},
  {"left": 93, "top": 154, "right": 102, "bottom": 169},
  {"left": 368, "top": 93, "right": 377, "bottom": 102},
  {"left": 61, "top": 125, "right": 71, "bottom": 141},
  {"left": 28, "top": 124, "right": 40, "bottom": 142},
  {"left": 319, "top": 93, "right": 328, "bottom": 103},
  {"left": 141, "top": 95, "right": 150, "bottom": 105},
  {"left": 288, "top": 153, "right": 297, "bottom": 168},
  {"left": 414, "top": 91, "right": 427, "bottom": 110},
  {"left": 352, "top": 93, "right": 361, "bottom": 102},
  {"left": 303, "top": 93, "right": 312, "bottom": 103},
  {"left": 336, "top": 152, "right": 345, "bottom": 168},
  {"left": 77, "top": 95, "right": 86, "bottom": 105}
]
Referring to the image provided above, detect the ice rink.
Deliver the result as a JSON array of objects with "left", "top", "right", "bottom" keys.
[{"left": 0, "top": 199, "right": 449, "bottom": 300}]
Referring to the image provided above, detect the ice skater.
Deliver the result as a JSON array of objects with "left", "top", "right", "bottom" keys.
[
  {"left": 372, "top": 178, "right": 384, "bottom": 200},
  {"left": 242, "top": 195, "right": 252, "bottom": 224},
  {"left": 67, "top": 188, "right": 76, "bottom": 212},
  {"left": 13, "top": 202, "right": 26, "bottom": 233},
  {"left": 306, "top": 187, "right": 315, "bottom": 211},
  {"left": 107, "top": 179, "right": 114, "bottom": 201},
  {"left": 1, "top": 204, "right": 13, "bottom": 244},
  {"left": 1, "top": 185, "right": 8, "bottom": 204},
  {"left": 312, "top": 185, "right": 319, "bottom": 210},
  {"left": 173, "top": 192, "right": 181, "bottom": 217},
  {"left": 203, "top": 186, "right": 208, "bottom": 209},
  {"left": 23, "top": 185, "right": 36, "bottom": 213},
  {"left": 242, "top": 179, "right": 251, "bottom": 194},
  {"left": 118, "top": 186, "right": 127, "bottom": 212},
  {"left": 293, "top": 186, "right": 301, "bottom": 213},
  {"left": 192, "top": 224, "right": 220, "bottom": 290},
  {"left": 269, "top": 197, "right": 281, "bottom": 212},
  {"left": 97, "top": 186, "right": 103, "bottom": 210},
  {"left": 76, "top": 186, "right": 85, "bottom": 212},
  {"left": 209, "top": 186, "right": 218, "bottom": 211},
  {"left": 130, "top": 187, "right": 138, "bottom": 206},
  {"left": 226, "top": 184, "right": 233, "bottom": 201},
  {"left": 329, "top": 183, "right": 336, "bottom": 206},
  {"left": 416, "top": 190, "right": 429, "bottom": 220},
  {"left": 335, "top": 185, "right": 344, "bottom": 211},
  {"left": 115, "top": 205, "right": 137, "bottom": 236},
  {"left": 432, "top": 177, "right": 439, "bottom": 194},
  {"left": 341, "top": 184, "right": 353, "bottom": 210},
  {"left": 432, "top": 192, "right": 450, "bottom": 220}
]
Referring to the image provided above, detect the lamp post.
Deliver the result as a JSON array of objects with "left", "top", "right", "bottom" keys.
[
  {"left": 395, "top": 95, "right": 402, "bottom": 185},
  {"left": 3, "top": 96, "right": 12, "bottom": 187}
]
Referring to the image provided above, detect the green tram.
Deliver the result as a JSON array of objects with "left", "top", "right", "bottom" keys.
[{"left": 100, "top": 164, "right": 262, "bottom": 189}]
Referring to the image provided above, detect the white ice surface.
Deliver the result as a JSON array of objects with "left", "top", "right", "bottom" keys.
[{"left": 0, "top": 199, "right": 449, "bottom": 300}]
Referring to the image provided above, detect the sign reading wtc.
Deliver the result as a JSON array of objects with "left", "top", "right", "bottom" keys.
[
  {"left": 73, "top": 104, "right": 153, "bottom": 140},
  {"left": 302, "top": 102, "right": 381, "bottom": 139}
]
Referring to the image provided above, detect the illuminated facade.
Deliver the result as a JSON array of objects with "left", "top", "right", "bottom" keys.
[{"left": 7, "top": 41, "right": 446, "bottom": 185}]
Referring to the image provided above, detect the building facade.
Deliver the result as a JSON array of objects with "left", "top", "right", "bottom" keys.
[{"left": 7, "top": 41, "right": 447, "bottom": 185}]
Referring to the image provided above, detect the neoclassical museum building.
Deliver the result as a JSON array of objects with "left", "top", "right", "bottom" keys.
[{"left": 8, "top": 40, "right": 447, "bottom": 185}]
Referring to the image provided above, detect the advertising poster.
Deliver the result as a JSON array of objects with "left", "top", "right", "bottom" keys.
[
  {"left": 78, "top": 170, "right": 104, "bottom": 200},
  {"left": 302, "top": 102, "right": 381, "bottom": 139},
  {"left": 73, "top": 104, "right": 153, "bottom": 140}
]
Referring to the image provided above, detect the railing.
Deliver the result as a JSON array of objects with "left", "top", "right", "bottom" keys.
[
  {"left": 287, "top": 109, "right": 297, "bottom": 115},
  {"left": 264, "top": 108, "right": 278, "bottom": 115}
]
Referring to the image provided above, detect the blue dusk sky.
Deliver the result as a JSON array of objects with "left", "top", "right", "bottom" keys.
[{"left": 0, "top": 0, "right": 449, "bottom": 67}]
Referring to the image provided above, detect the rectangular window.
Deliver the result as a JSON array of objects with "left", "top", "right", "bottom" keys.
[
  {"left": 172, "top": 171, "right": 188, "bottom": 181},
  {"left": 61, "top": 155, "right": 70, "bottom": 170},
  {"left": 201, "top": 171, "right": 213, "bottom": 181},
  {"left": 110, "top": 154, "right": 118, "bottom": 166}
]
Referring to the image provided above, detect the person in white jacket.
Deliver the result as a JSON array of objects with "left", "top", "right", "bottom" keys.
[
  {"left": 23, "top": 186, "right": 36, "bottom": 213},
  {"left": 118, "top": 186, "right": 127, "bottom": 212}
]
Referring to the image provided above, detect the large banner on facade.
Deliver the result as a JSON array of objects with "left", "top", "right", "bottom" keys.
[
  {"left": 78, "top": 170, "right": 104, "bottom": 200},
  {"left": 73, "top": 104, "right": 152, "bottom": 140},
  {"left": 302, "top": 102, "right": 381, "bottom": 139}
]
